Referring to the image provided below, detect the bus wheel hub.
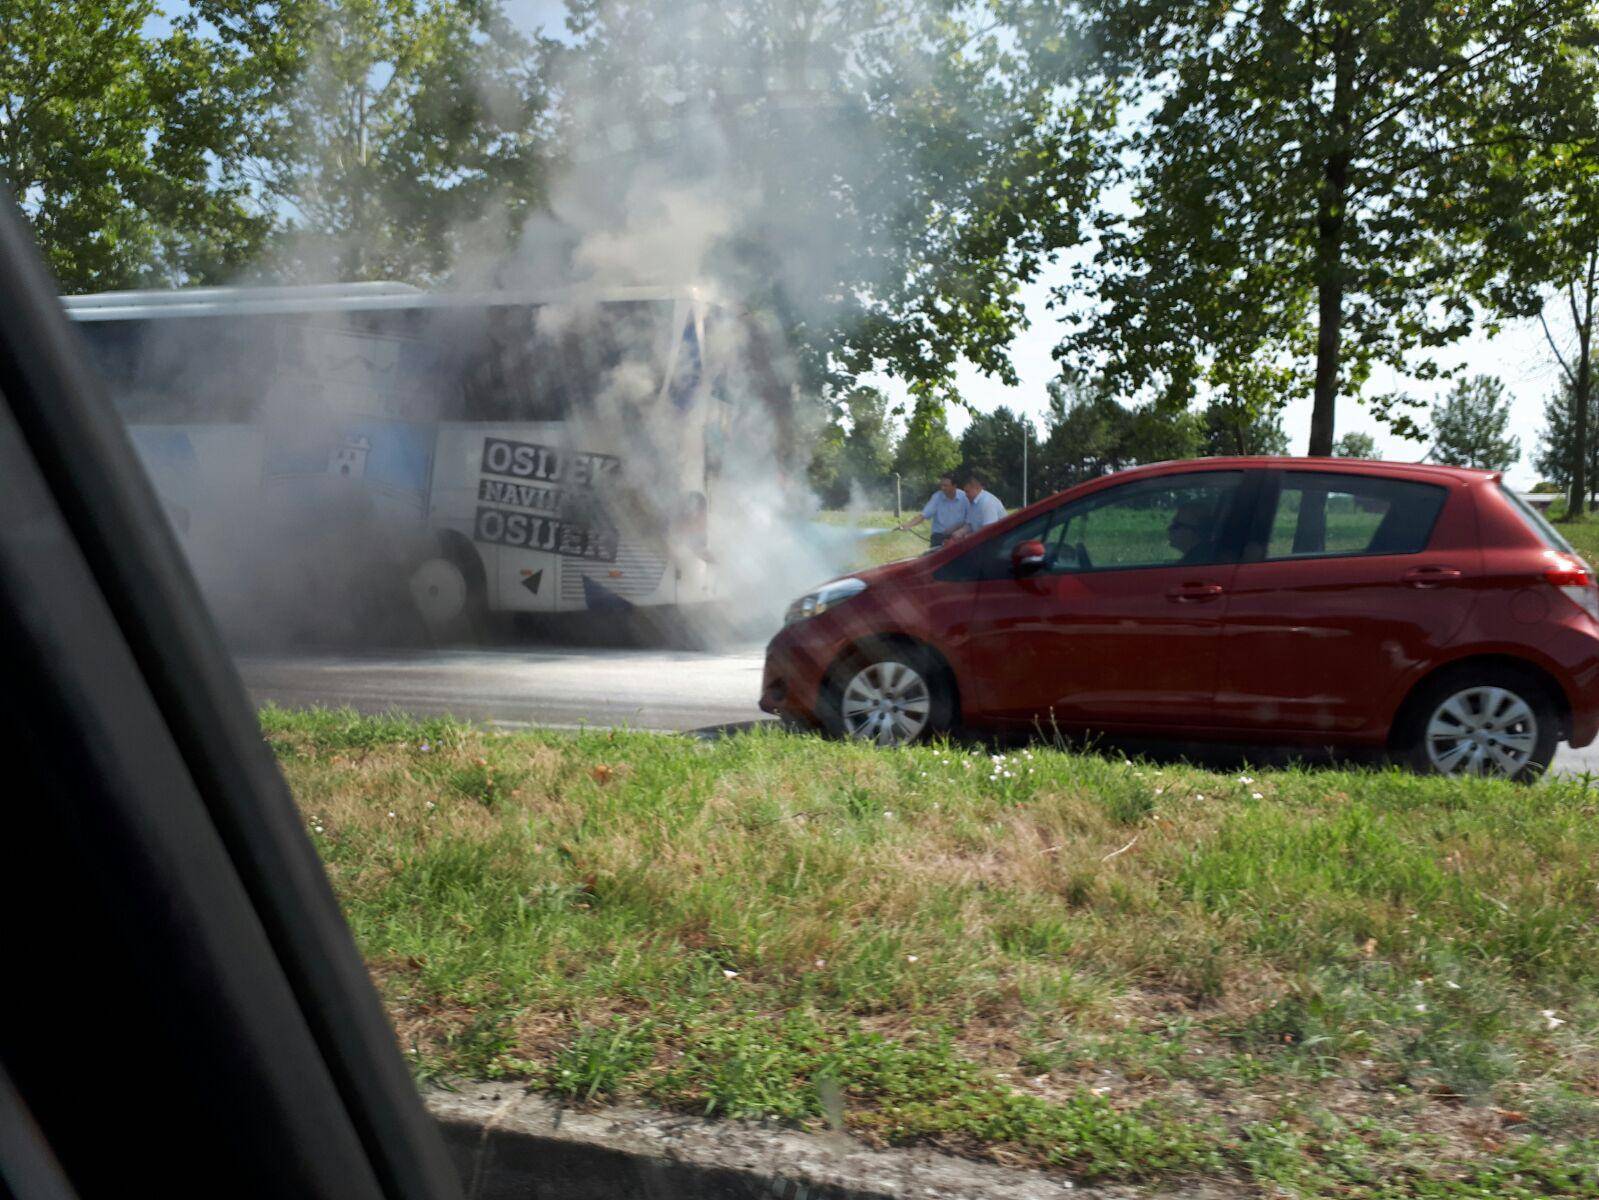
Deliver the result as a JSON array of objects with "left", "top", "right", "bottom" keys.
[{"left": 409, "top": 557, "right": 468, "bottom": 624}]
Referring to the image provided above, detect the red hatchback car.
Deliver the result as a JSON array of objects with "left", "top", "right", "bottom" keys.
[{"left": 761, "top": 458, "right": 1599, "bottom": 779}]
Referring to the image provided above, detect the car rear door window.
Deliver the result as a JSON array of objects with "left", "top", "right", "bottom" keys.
[{"left": 1264, "top": 472, "right": 1447, "bottom": 560}]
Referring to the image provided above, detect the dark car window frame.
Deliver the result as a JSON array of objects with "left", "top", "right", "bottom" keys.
[
  {"left": 1247, "top": 469, "right": 1450, "bottom": 564},
  {"left": 935, "top": 468, "right": 1264, "bottom": 583}
]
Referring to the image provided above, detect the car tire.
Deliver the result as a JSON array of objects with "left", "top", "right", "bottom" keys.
[
  {"left": 823, "top": 644, "right": 953, "bottom": 747},
  {"left": 1395, "top": 666, "right": 1558, "bottom": 782}
]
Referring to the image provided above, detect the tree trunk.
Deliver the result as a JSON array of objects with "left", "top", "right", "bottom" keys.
[
  {"left": 1569, "top": 258, "right": 1595, "bottom": 519},
  {"left": 1308, "top": 29, "right": 1355, "bottom": 459},
  {"left": 1309, "top": 167, "right": 1347, "bottom": 458}
]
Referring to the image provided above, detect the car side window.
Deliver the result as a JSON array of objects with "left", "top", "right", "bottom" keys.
[
  {"left": 935, "top": 506, "right": 1062, "bottom": 581},
  {"left": 1264, "top": 473, "right": 1447, "bottom": 560},
  {"left": 1050, "top": 472, "right": 1246, "bottom": 573},
  {"left": 934, "top": 472, "right": 1245, "bottom": 582}
]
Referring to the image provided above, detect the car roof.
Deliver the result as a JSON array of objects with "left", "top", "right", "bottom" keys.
[
  {"left": 980, "top": 455, "right": 1494, "bottom": 537},
  {"left": 1123, "top": 456, "right": 1497, "bottom": 485}
]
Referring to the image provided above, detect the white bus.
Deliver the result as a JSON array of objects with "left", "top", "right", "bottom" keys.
[{"left": 66, "top": 282, "right": 774, "bottom": 636}]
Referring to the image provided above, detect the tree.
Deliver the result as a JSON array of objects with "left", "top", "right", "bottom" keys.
[
  {"left": 1036, "top": 371, "right": 1201, "bottom": 492},
  {"left": 553, "top": 0, "right": 1109, "bottom": 406},
  {"left": 1201, "top": 400, "right": 1289, "bottom": 458},
  {"left": 1333, "top": 432, "right": 1379, "bottom": 460},
  {"left": 1429, "top": 375, "right": 1520, "bottom": 471},
  {"left": 202, "top": 0, "right": 555, "bottom": 282},
  {"left": 959, "top": 405, "right": 1039, "bottom": 506},
  {"left": 892, "top": 396, "right": 961, "bottom": 504},
  {"left": 808, "top": 386, "right": 897, "bottom": 507},
  {"left": 1037, "top": 374, "right": 1131, "bottom": 491},
  {"left": 1481, "top": 42, "right": 1599, "bottom": 516},
  {"left": 1535, "top": 382, "right": 1599, "bottom": 502},
  {"left": 1071, "top": 0, "right": 1599, "bottom": 455},
  {"left": 0, "top": 0, "right": 267, "bottom": 290}
]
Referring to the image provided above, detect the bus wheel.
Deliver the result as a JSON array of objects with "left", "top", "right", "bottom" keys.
[{"left": 408, "top": 555, "right": 480, "bottom": 643}]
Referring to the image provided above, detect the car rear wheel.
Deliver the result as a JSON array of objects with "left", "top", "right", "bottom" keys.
[
  {"left": 827, "top": 647, "right": 952, "bottom": 747},
  {"left": 1399, "top": 670, "right": 1557, "bottom": 782}
]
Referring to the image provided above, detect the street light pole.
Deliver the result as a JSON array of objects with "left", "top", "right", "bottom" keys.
[{"left": 1022, "top": 426, "right": 1028, "bottom": 507}]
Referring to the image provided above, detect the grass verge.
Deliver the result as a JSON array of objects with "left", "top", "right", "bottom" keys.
[{"left": 264, "top": 705, "right": 1599, "bottom": 1196}]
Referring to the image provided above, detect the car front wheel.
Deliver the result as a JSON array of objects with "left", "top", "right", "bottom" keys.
[
  {"left": 826, "top": 647, "right": 951, "bottom": 747},
  {"left": 1399, "top": 670, "right": 1557, "bottom": 782}
]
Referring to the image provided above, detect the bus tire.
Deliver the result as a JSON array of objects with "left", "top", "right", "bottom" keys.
[{"left": 408, "top": 540, "right": 487, "bottom": 643}]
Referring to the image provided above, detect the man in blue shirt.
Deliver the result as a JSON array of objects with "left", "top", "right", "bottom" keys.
[
  {"left": 961, "top": 471, "right": 1006, "bottom": 535},
  {"left": 898, "top": 473, "right": 970, "bottom": 548}
]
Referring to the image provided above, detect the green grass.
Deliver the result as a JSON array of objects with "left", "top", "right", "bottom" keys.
[
  {"left": 1554, "top": 511, "right": 1599, "bottom": 567},
  {"left": 813, "top": 508, "right": 933, "bottom": 568},
  {"left": 263, "top": 705, "right": 1599, "bottom": 1195}
]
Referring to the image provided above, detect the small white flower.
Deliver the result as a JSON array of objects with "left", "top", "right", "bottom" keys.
[
  {"left": 814, "top": 959, "right": 826, "bottom": 968},
  {"left": 1251, "top": 792, "right": 1264, "bottom": 800},
  {"left": 1445, "top": 980, "right": 1461, "bottom": 990},
  {"left": 1415, "top": 1003, "right": 1428, "bottom": 1013},
  {"left": 1237, "top": 775, "right": 1254, "bottom": 784},
  {"left": 1195, "top": 794, "right": 1204, "bottom": 801},
  {"left": 388, "top": 811, "right": 397, "bottom": 818},
  {"left": 1154, "top": 787, "right": 1164, "bottom": 795},
  {"left": 723, "top": 969, "right": 739, "bottom": 979},
  {"left": 1541, "top": 1009, "right": 1566, "bottom": 1030},
  {"left": 884, "top": 810, "right": 894, "bottom": 819},
  {"left": 906, "top": 954, "right": 919, "bottom": 963}
]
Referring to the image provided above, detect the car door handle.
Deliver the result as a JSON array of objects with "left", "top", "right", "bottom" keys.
[
  {"left": 1402, "top": 566, "right": 1462, "bottom": 588},
  {"left": 1167, "top": 583, "right": 1224, "bottom": 602}
]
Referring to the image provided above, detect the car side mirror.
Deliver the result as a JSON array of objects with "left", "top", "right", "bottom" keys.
[{"left": 1011, "top": 539, "right": 1047, "bottom": 575}]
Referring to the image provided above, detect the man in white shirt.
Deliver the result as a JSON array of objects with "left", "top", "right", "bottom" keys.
[
  {"left": 897, "top": 473, "right": 970, "bottom": 547},
  {"left": 959, "top": 471, "right": 1006, "bottom": 537}
]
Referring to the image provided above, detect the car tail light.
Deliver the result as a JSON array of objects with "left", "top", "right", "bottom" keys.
[{"left": 1544, "top": 552, "right": 1599, "bottom": 621}]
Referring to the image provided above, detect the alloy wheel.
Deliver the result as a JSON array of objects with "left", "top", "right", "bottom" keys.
[
  {"left": 840, "top": 660, "right": 932, "bottom": 747},
  {"left": 1424, "top": 685, "right": 1539, "bottom": 778}
]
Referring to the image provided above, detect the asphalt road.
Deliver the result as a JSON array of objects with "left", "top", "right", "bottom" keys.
[
  {"left": 238, "top": 643, "right": 1599, "bottom": 776},
  {"left": 239, "top": 643, "right": 772, "bottom": 734}
]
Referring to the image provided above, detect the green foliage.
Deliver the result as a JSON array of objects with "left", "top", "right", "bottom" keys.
[
  {"left": 1429, "top": 374, "right": 1521, "bottom": 471},
  {"left": 0, "top": 0, "right": 268, "bottom": 290},
  {"left": 1069, "top": 0, "right": 1599, "bottom": 454},
  {"left": 1333, "top": 431, "right": 1380, "bottom": 460},
  {"left": 204, "top": 0, "right": 554, "bottom": 282}
]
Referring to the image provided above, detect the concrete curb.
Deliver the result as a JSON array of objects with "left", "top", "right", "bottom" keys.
[{"left": 426, "top": 1083, "right": 1231, "bottom": 1200}]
